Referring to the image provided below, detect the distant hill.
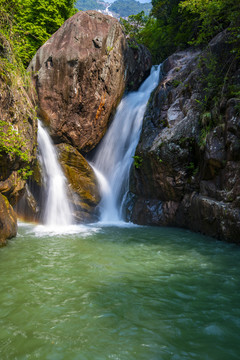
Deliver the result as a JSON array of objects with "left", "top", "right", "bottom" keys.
[
  {"left": 75, "top": 0, "right": 152, "bottom": 18},
  {"left": 75, "top": 0, "right": 106, "bottom": 11},
  {"left": 109, "top": 0, "right": 151, "bottom": 17}
]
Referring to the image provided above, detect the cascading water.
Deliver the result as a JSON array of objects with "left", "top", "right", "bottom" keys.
[
  {"left": 105, "top": 5, "right": 114, "bottom": 17},
  {"left": 93, "top": 65, "right": 161, "bottom": 222},
  {"left": 37, "top": 120, "right": 73, "bottom": 226},
  {"left": 98, "top": 5, "right": 114, "bottom": 17}
]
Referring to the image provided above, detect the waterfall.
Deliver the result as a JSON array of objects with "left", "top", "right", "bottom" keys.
[
  {"left": 37, "top": 120, "right": 73, "bottom": 226},
  {"left": 93, "top": 65, "right": 161, "bottom": 222},
  {"left": 98, "top": 5, "right": 115, "bottom": 18},
  {"left": 105, "top": 5, "right": 114, "bottom": 17}
]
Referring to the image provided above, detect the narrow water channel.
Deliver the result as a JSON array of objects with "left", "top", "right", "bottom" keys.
[{"left": 0, "top": 224, "right": 240, "bottom": 359}]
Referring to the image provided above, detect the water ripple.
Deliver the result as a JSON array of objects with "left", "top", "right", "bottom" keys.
[{"left": 0, "top": 225, "right": 240, "bottom": 359}]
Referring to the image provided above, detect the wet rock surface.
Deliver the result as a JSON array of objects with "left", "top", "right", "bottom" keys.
[
  {"left": 56, "top": 143, "right": 100, "bottom": 223},
  {"left": 127, "top": 31, "right": 240, "bottom": 243}
]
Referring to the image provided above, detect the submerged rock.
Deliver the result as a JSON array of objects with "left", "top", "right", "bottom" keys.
[
  {"left": 127, "top": 30, "right": 240, "bottom": 243},
  {"left": 28, "top": 10, "right": 151, "bottom": 153}
]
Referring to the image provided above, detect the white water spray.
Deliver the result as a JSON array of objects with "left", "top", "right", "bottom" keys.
[
  {"left": 93, "top": 65, "right": 161, "bottom": 222},
  {"left": 37, "top": 120, "right": 73, "bottom": 226}
]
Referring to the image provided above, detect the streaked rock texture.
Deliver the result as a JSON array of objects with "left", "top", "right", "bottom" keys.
[
  {"left": 28, "top": 10, "right": 151, "bottom": 153},
  {"left": 126, "top": 31, "right": 240, "bottom": 243}
]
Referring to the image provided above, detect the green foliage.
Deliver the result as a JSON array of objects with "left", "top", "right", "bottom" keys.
[
  {"left": 194, "top": 43, "right": 240, "bottom": 150},
  {"left": 123, "top": 0, "right": 240, "bottom": 64},
  {"left": 186, "top": 161, "right": 194, "bottom": 170},
  {"left": 195, "top": 53, "right": 225, "bottom": 147},
  {"left": 186, "top": 162, "right": 198, "bottom": 176},
  {"left": 199, "top": 123, "right": 211, "bottom": 149},
  {"left": 0, "top": 3, "right": 35, "bottom": 107},
  {"left": 132, "top": 155, "right": 143, "bottom": 168},
  {"left": 228, "top": 85, "right": 240, "bottom": 99},
  {"left": 121, "top": 0, "right": 199, "bottom": 63},
  {"left": 128, "top": 40, "right": 139, "bottom": 49},
  {"left": 0, "top": 120, "right": 31, "bottom": 163},
  {"left": 179, "top": 0, "right": 240, "bottom": 46},
  {"left": 121, "top": 11, "right": 148, "bottom": 37},
  {"left": 110, "top": 0, "right": 152, "bottom": 18},
  {"left": 198, "top": 54, "right": 223, "bottom": 109},
  {"left": 0, "top": 5, "right": 37, "bottom": 180},
  {"left": 157, "top": 156, "right": 163, "bottom": 163},
  {"left": 17, "top": 165, "right": 33, "bottom": 180},
  {"left": 172, "top": 79, "right": 182, "bottom": 88},
  {"left": 0, "top": 0, "right": 77, "bottom": 66}
]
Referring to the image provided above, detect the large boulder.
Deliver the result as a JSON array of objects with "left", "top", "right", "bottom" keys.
[
  {"left": 28, "top": 10, "right": 151, "bottom": 153},
  {"left": 126, "top": 30, "right": 240, "bottom": 243}
]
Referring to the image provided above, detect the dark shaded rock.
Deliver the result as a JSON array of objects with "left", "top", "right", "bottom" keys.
[
  {"left": 127, "top": 31, "right": 240, "bottom": 244},
  {"left": 28, "top": 10, "right": 151, "bottom": 153},
  {"left": 15, "top": 183, "right": 40, "bottom": 223},
  {"left": 125, "top": 192, "right": 179, "bottom": 226},
  {"left": 175, "top": 194, "right": 240, "bottom": 242},
  {"left": 203, "top": 125, "right": 226, "bottom": 179}
]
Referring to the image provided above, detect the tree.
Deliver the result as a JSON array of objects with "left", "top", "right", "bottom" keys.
[
  {"left": 121, "top": 0, "right": 198, "bottom": 63},
  {"left": 121, "top": 0, "right": 240, "bottom": 63},
  {"left": 179, "top": 0, "right": 240, "bottom": 45},
  {"left": 10, "top": 0, "right": 77, "bottom": 66}
]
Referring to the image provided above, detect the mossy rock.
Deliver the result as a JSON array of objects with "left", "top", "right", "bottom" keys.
[
  {"left": 56, "top": 143, "right": 100, "bottom": 222},
  {"left": 31, "top": 160, "right": 42, "bottom": 186},
  {"left": 0, "top": 193, "right": 17, "bottom": 246},
  {"left": 0, "top": 32, "right": 37, "bottom": 222}
]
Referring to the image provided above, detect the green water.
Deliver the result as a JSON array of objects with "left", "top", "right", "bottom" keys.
[{"left": 0, "top": 223, "right": 240, "bottom": 360}]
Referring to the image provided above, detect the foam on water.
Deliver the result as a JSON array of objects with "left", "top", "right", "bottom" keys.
[{"left": 34, "top": 224, "right": 99, "bottom": 237}]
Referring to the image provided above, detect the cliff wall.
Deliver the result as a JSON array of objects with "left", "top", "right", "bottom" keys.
[
  {"left": 126, "top": 30, "right": 240, "bottom": 243},
  {"left": 0, "top": 34, "right": 37, "bottom": 244}
]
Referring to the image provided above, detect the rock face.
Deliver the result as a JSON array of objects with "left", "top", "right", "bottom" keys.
[
  {"left": 126, "top": 30, "right": 240, "bottom": 243},
  {"left": 57, "top": 143, "right": 100, "bottom": 222},
  {"left": 28, "top": 10, "right": 151, "bottom": 153},
  {"left": 17, "top": 141, "right": 101, "bottom": 224},
  {"left": 0, "top": 194, "right": 17, "bottom": 246},
  {"left": 0, "top": 36, "right": 37, "bottom": 243}
]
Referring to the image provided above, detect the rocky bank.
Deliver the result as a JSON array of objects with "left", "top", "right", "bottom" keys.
[
  {"left": 0, "top": 33, "right": 37, "bottom": 245},
  {"left": 126, "top": 30, "right": 240, "bottom": 243}
]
